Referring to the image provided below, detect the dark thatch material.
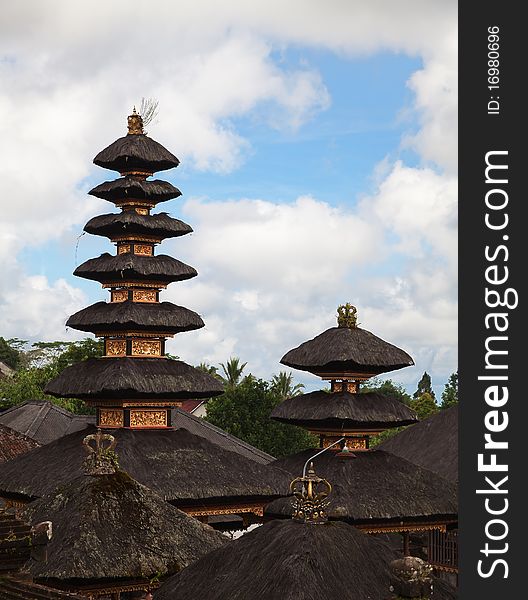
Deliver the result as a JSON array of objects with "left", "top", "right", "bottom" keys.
[
  {"left": 265, "top": 449, "right": 458, "bottom": 525},
  {"left": 155, "top": 519, "right": 457, "bottom": 600},
  {"left": 271, "top": 391, "right": 418, "bottom": 430},
  {"left": 44, "top": 358, "right": 224, "bottom": 400},
  {"left": 0, "top": 427, "right": 291, "bottom": 504},
  {"left": 84, "top": 212, "right": 192, "bottom": 240},
  {"left": 0, "top": 577, "right": 86, "bottom": 599},
  {"left": 281, "top": 326, "right": 414, "bottom": 376},
  {"left": 22, "top": 471, "right": 227, "bottom": 582},
  {"left": 89, "top": 177, "right": 181, "bottom": 203},
  {"left": 0, "top": 401, "right": 91, "bottom": 445},
  {"left": 66, "top": 301, "right": 204, "bottom": 334},
  {"left": 74, "top": 253, "right": 197, "bottom": 284},
  {"left": 93, "top": 135, "right": 179, "bottom": 173},
  {"left": 379, "top": 406, "right": 459, "bottom": 483},
  {"left": 0, "top": 424, "right": 40, "bottom": 463}
]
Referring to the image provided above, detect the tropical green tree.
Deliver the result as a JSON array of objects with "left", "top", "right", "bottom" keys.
[
  {"left": 0, "top": 337, "right": 28, "bottom": 370},
  {"left": 441, "top": 371, "right": 458, "bottom": 408},
  {"left": 361, "top": 378, "right": 413, "bottom": 406},
  {"left": 205, "top": 376, "right": 316, "bottom": 457},
  {"left": 414, "top": 371, "right": 435, "bottom": 401},
  {"left": 410, "top": 392, "right": 439, "bottom": 420},
  {"left": 219, "top": 357, "right": 248, "bottom": 389},
  {"left": 270, "top": 371, "right": 304, "bottom": 401}
]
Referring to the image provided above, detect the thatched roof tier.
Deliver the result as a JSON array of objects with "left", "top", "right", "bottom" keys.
[
  {"left": 271, "top": 391, "right": 418, "bottom": 431},
  {"left": 94, "top": 134, "right": 179, "bottom": 174},
  {"left": 155, "top": 519, "right": 457, "bottom": 600},
  {"left": 265, "top": 449, "right": 457, "bottom": 526},
  {"left": 0, "top": 424, "right": 40, "bottom": 463},
  {"left": 66, "top": 301, "right": 204, "bottom": 335},
  {"left": 84, "top": 212, "right": 192, "bottom": 240},
  {"left": 379, "top": 406, "right": 459, "bottom": 484},
  {"left": 44, "top": 358, "right": 223, "bottom": 400},
  {"left": 23, "top": 471, "right": 226, "bottom": 583},
  {"left": 89, "top": 176, "right": 181, "bottom": 203},
  {"left": 74, "top": 253, "right": 197, "bottom": 284},
  {"left": 281, "top": 326, "right": 414, "bottom": 376},
  {"left": 0, "top": 427, "right": 291, "bottom": 504},
  {"left": 0, "top": 577, "right": 86, "bottom": 599}
]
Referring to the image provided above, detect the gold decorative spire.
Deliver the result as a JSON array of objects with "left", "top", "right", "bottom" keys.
[
  {"left": 337, "top": 303, "right": 358, "bottom": 328},
  {"left": 289, "top": 462, "right": 332, "bottom": 524},
  {"left": 82, "top": 430, "right": 119, "bottom": 475},
  {"left": 127, "top": 107, "right": 144, "bottom": 135}
]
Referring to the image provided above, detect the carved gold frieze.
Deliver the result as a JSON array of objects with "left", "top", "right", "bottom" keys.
[
  {"left": 330, "top": 380, "right": 358, "bottom": 393},
  {"left": 133, "top": 289, "right": 157, "bottom": 303},
  {"left": 117, "top": 244, "right": 131, "bottom": 254},
  {"left": 183, "top": 505, "right": 265, "bottom": 518},
  {"left": 122, "top": 400, "right": 182, "bottom": 407},
  {"left": 135, "top": 207, "right": 150, "bottom": 215},
  {"left": 105, "top": 339, "right": 126, "bottom": 356},
  {"left": 321, "top": 435, "right": 368, "bottom": 451},
  {"left": 129, "top": 409, "right": 168, "bottom": 428},
  {"left": 100, "top": 331, "right": 172, "bottom": 338},
  {"left": 131, "top": 338, "right": 162, "bottom": 356},
  {"left": 134, "top": 244, "right": 153, "bottom": 256},
  {"left": 318, "top": 371, "right": 376, "bottom": 382},
  {"left": 111, "top": 290, "right": 129, "bottom": 303},
  {"left": 115, "top": 200, "right": 155, "bottom": 210},
  {"left": 358, "top": 523, "right": 448, "bottom": 534},
  {"left": 98, "top": 409, "right": 124, "bottom": 428},
  {"left": 103, "top": 281, "right": 166, "bottom": 289},
  {"left": 119, "top": 170, "right": 153, "bottom": 178},
  {"left": 111, "top": 234, "right": 161, "bottom": 244}
]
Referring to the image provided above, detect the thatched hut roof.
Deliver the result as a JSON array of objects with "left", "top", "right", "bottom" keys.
[
  {"left": 0, "top": 424, "right": 40, "bottom": 463},
  {"left": 155, "top": 519, "right": 456, "bottom": 600},
  {"left": 0, "top": 426, "right": 290, "bottom": 504},
  {"left": 84, "top": 212, "right": 192, "bottom": 240},
  {"left": 281, "top": 327, "right": 414, "bottom": 376},
  {"left": 89, "top": 177, "right": 181, "bottom": 203},
  {"left": 74, "top": 253, "right": 197, "bottom": 284},
  {"left": 271, "top": 391, "right": 418, "bottom": 431},
  {"left": 94, "top": 134, "right": 179, "bottom": 173},
  {"left": 0, "top": 577, "right": 86, "bottom": 599},
  {"left": 379, "top": 406, "right": 458, "bottom": 483},
  {"left": 44, "top": 358, "right": 224, "bottom": 400},
  {"left": 265, "top": 449, "right": 457, "bottom": 526},
  {"left": 22, "top": 471, "right": 227, "bottom": 583},
  {"left": 66, "top": 301, "right": 204, "bottom": 335}
]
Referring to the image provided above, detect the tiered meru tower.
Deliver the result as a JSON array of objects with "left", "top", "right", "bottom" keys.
[{"left": 46, "top": 109, "right": 223, "bottom": 427}]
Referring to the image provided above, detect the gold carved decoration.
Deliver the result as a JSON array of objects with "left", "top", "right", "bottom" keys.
[
  {"left": 184, "top": 505, "right": 265, "bottom": 518},
  {"left": 132, "top": 339, "right": 162, "bottom": 356},
  {"left": 318, "top": 372, "right": 376, "bottom": 382},
  {"left": 321, "top": 435, "right": 368, "bottom": 451},
  {"left": 119, "top": 170, "right": 152, "bottom": 178},
  {"left": 130, "top": 409, "right": 168, "bottom": 428},
  {"left": 127, "top": 107, "right": 144, "bottom": 135},
  {"left": 111, "top": 290, "right": 129, "bottom": 303},
  {"left": 117, "top": 244, "right": 131, "bottom": 255},
  {"left": 134, "top": 244, "right": 153, "bottom": 256},
  {"left": 358, "top": 523, "right": 448, "bottom": 534},
  {"left": 135, "top": 207, "right": 150, "bottom": 215},
  {"left": 112, "top": 234, "right": 161, "bottom": 244},
  {"left": 103, "top": 280, "right": 166, "bottom": 289},
  {"left": 100, "top": 331, "right": 172, "bottom": 338},
  {"left": 105, "top": 339, "right": 126, "bottom": 356},
  {"left": 115, "top": 200, "right": 155, "bottom": 210},
  {"left": 133, "top": 289, "right": 157, "bottom": 303},
  {"left": 330, "top": 380, "right": 358, "bottom": 393},
  {"left": 98, "top": 409, "right": 124, "bottom": 428}
]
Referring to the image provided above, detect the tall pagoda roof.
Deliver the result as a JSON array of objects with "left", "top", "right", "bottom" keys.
[
  {"left": 379, "top": 406, "right": 458, "bottom": 484},
  {"left": 94, "top": 135, "right": 179, "bottom": 174},
  {"left": 155, "top": 519, "right": 456, "bottom": 600},
  {"left": 271, "top": 391, "right": 418, "bottom": 431},
  {"left": 67, "top": 301, "right": 204, "bottom": 335},
  {"left": 22, "top": 470, "right": 226, "bottom": 584},
  {"left": 74, "top": 253, "right": 197, "bottom": 284},
  {"left": 84, "top": 212, "right": 192, "bottom": 240},
  {"left": 89, "top": 177, "right": 181, "bottom": 203},
  {"left": 0, "top": 426, "right": 290, "bottom": 506},
  {"left": 45, "top": 358, "right": 223, "bottom": 400},
  {"left": 281, "top": 326, "right": 414, "bottom": 376},
  {"left": 265, "top": 449, "right": 457, "bottom": 528}
]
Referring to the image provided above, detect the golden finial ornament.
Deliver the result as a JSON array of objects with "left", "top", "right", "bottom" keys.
[
  {"left": 337, "top": 303, "right": 358, "bottom": 328},
  {"left": 127, "top": 106, "right": 144, "bottom": 135},
  {"left": 82, "top": 429, "right": 119, "bottom": 475},
  {"left": 289, "top": 462, "right": 332, "bottom": 524}
]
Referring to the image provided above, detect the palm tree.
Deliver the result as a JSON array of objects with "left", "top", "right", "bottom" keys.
[
  {"left": 219, "top": 357, "right": 248, "bottom": 389},
  {"left": 271, "top": 371, "right": 304, "bottom": 401}
]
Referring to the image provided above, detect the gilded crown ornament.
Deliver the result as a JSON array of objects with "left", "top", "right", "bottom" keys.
[
  {"left": 82, "top": 430, "right": 119, "bottom": 475},
  {"left": 290, "top": 462, "right": 332, "bottom": 524},
  {"left": 127, "top": 107, "right": 144, "bottom": 135},
  {"left": 337, "top": 303, "right": 358, "bottom": 328}
]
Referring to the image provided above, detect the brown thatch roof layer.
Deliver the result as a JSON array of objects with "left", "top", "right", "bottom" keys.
[
  {"left": 155, "top": 519, "right": 456, "bottom": 600},
  {"left": 44, "top": 358, "right": 224, "bottom": 400},
  {"left": 271, "top": 391, "right": 418, "bottom": 430},
  {"left": 0, "top": 577, "right": 85, "bottom": 599},
  {"left": 66, "top": 301, "right": 204, "bottom": 334},
  {"left": 0, "top": 424, "right": 40, "bottom": 463},
  {"left": 0, "top": 401, "right": 92, "bottom": 445},
  {"left": 22, "top": 471, "right": 227, "bottom": 582},
  {"left": 74, "top": 253, "right": 197, "bottom": 284},
  {"left": 281, "top": 326, "right": 414, "bottom": 376},
  {"left": 89, "top": 177, "right": 181, "bottom": 203},
  {"left": 84, "top": 212, "right": 192, "bottom": 240},
  {"left": 379, "top": 406, "right": 459, "bottom": 483},
  {"left": 265, "top": 449, "right": 457, "bottom": 525},
  {"left": 0, "top": 427, "right": 291, "bottom": 504},
  {"left": 93, "top": 135, "right": 179, "bottom": 173}
]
